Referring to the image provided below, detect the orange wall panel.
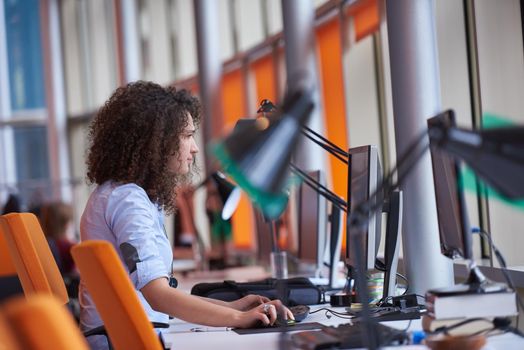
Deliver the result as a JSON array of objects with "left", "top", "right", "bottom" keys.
[
  {"left": 221, "top": 70, "right": 254, "bottom": 250},
  {"left": 252, "top": 55, "right": 277, "bottom": 106},
  {"left": 348, "top": 0, "right": 380, "bottom": 41},
  {"left": 221, "top": 70, "right": 247, "bottom": 132},
  {"left": 316, "top": 18, "right": 349, "bottom": 250}
]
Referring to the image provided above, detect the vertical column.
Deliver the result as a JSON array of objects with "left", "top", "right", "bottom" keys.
[
  {"left": 41, "top": 0, "right": 72, "bottom": 202},
  {"left": 386, "top": 0, "right": 453, "bottom": 293},
  {"left": 119, "top": 0, "right": 141, "bottom": 83},
  {"left": 0, "top": 0, "right": 16, "bottom": 204},
  {"left": 281, "top": 0, "right": 325, "bottom": 172},
  {"left": 194, "top": 0, "right": 223, "bottom": 173},
  {"left": 464, "top": 0, "right": 492, "bottom": 264}
]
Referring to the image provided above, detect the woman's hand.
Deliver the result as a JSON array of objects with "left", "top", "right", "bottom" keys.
[
  {"left": 264, "top": 299, "right": 294, "bottom": 321},
  {"left": 229, "top": 294, "right": 270, "bottom": 311},
  {"left": 232, "top": 302, "right": 277, "bottom": 328},
  {"left": 232, "top": 301, "right": 295, "bottom": 328}
]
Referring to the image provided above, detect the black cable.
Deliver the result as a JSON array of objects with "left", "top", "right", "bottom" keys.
[
  {"left": 301, "top": 130, "right": 349, "bottom": 163},
  {"left": 290, "top": 162, "right": 348, "bottom": 212},
  {"left": 301, "top": 128, "right": 349, "bottom": 159},
  {"left": 309, "top": 307, "right": 354, "bottom": 320},
  {"left": 415, "top": 294, "right": 426, "bottom": 303},
  {"left": 376, "top": 296, "right": 394, "bottom": 307},
  {"left": 302, "top": 126, "right": 349, "bottom": 157},
  {"left": 395, "top": 273, "right": 409, "bottom": 296}
]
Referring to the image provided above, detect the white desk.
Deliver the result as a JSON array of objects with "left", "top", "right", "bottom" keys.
[{"left": 161, "top": 305, "right": 524, "bottom": 350}]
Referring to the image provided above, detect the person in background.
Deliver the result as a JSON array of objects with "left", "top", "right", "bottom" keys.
[
  {"left": 39, "top": 201, "right": 77, "bottom": 275},
  {"left": 39, "top": 201, "right": 81, "bottom": 303},
  {"left": 205, "top": 180, "right": 232, "bottom": 269},
  {"left": 1, "top": 194, "right": 21, "bottom": 214},
  {"left": 81, "top": 81, "right": 292, "bottom": 349}
]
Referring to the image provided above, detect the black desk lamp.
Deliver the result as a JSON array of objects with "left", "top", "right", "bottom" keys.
[
  {"left": 197, "top": 171, "right": 241, "bottom": 220},
  {"left": 428, "top": 119, "right": 524, "bottom": 199},
  {"left": 211, "top": 88, "right": 314, "bottom": 220}
]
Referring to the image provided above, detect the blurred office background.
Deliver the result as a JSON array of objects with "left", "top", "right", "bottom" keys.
[{"left": 0, "top": 0, "right": 523, "bottom": 280}]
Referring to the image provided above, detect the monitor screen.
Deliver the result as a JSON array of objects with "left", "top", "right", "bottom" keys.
[
  {"left": 428, "top": 111, "right": 472, "bottom": 260},
  {"left": 346, "top": 145, "right": 383, "bottom": 270},
  {"left": 297, "top": 170, "right": 328, "bottom": 272}
]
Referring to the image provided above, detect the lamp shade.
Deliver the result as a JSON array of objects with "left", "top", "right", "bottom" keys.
[
  {"left": 428, "top": 112, "right": 524, "bottom": 199},
  {"left": 211, "top": 88, "right": 314, "bottom": 219},
  {"left": 210, "top": 172, "right": 241, "bottom": 220},
  {"left": 197, "top": 171, "right": 241, "bottom": 220}
]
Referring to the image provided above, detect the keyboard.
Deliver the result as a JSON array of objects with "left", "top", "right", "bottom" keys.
[{"left": 291, "top": 321, "right": 409, "bottom": 349}]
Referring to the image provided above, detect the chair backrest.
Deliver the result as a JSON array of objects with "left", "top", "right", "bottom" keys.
[
  {"left": 1, "top": 295, "right": 88, "bottom": 350},
  {"left": 0, "top": 223, "right": 17, "bottom": 277},
  {"left": 71, "top": 240, "right": 163, "bottom": 350},
  {"left": 0, "top": 311, "right": 19, "bottom": 350},
  {"left": 0, "top": 213, "right": 69, "bottom": 304}
]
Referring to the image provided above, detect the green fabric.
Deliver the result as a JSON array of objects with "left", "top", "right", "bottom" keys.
[
  {"left": 210, "top": 211, "right": 232, "bottom": 240},
  {"left": 458, "top": 112, "right": 524, "bottom": 210}
]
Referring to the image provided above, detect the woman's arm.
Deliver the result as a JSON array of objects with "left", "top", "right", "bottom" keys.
[
  {"left": 141, "top": 278, "right": 279, "bottom": 328},
  {"left": 197, "top": 294, "right": 267, "bottom": 310}
]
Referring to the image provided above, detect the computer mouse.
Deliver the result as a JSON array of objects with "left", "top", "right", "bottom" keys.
[
  {"left": 289, "top": 305, "right": 310, "bottom": 322},
  {"left": 253, "top": 317, "right": 294, "bottom": 328},
  {"left": 273, "top": 317, "right": 296, "bottom": 327}
]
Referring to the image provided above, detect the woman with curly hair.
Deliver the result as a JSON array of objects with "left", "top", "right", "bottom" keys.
[{"left": 80, "top": 81, "right": 292, "bottom": 349}]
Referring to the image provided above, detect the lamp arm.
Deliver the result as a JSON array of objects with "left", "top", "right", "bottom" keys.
[
  {"left": 301, "top": 127, "right": 349, "bottom": 162},
  {"left": 302, "top": 125, "right": 348, "bottom": 156},
  {"left": 257, "top": 98, "right": 348, "bottom": 163},
  {"left": 289, "top": 163, "right": 348, "bottom": 212}
]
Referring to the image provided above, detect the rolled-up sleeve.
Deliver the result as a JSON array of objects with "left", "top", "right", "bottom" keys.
[{"left": 105, "top": 185, "right": 169, "bottom": 290}]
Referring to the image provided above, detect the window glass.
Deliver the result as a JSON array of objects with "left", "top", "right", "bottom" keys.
[
  {"left": 236, "top": 0, "right": 264, "bottom": 52},
  {"left": 13, "top": 126, "right": 50, "bottom": 207},
  {"left": 4, "top": 0, "right": 45, "bottom": 111},
  {"left": 475, "top": 0, "right": 524, "bottom": 267},
  {"left": 167, "top": 0, "right": 198, "bottom": 80},
  {"left": 434, "top": 0, "right": 481, "bottom": 259}
]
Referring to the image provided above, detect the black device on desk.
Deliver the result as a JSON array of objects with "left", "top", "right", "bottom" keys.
[{"left": 291, "top": 322, "right": 409, "bottom": 349}]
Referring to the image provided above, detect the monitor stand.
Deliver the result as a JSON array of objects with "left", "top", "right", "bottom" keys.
[
  {"left": 381, "top": 190, "right": 403, "bottom": 300},
  {"left": 326, "top": 203, "right": 345, "bottom": 290},
  {"left": 428, "top": 260, "right": 509, "bottom": 296},
  {"left": 341, "top": 191, "right": 403, "bottom": 302}
]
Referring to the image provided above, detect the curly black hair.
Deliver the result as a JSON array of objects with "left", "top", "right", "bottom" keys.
[{"left": 86, "top": 81, "right": 201, "bottom": 213}]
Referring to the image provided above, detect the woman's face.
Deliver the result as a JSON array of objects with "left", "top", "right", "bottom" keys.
[{"left": 169, "top": 114, "right": 199, "bottom": 175}]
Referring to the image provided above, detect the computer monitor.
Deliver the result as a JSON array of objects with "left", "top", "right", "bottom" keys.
[
  {"left": 346, "top": 145, "right": 383, "bottom": 271},
  {"left": 427, "top": 111, "right": 472, "bottom": 260},
  {"left": 297, "top": 170, "right": 328, "bottom": 274}
]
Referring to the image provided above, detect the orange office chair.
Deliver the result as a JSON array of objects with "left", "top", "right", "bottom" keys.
[
  {"left": 0, "top": 222, "right": 17, "bottom": 277},
  {"left": 1, "top": 295, "right": 88, "bottom": 350},
  {"left": 0, "top": 213, "right": 68, "bottom": 304},
  {"left": 0, "top": 213, "right": 126, "bottom": 345},
  {"left": 0, "top": 222, "right": 23, "bottom": 301},
  {"left": 0, "top": 311, "right": 19, "bottom": 350},
  {"left": 72, "top": 240, "right": 166, "bottom": 350}
]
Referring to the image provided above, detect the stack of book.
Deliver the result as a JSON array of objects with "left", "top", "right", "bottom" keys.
[{"left": 423, "top": 289, "right": 518, "bottom": 335}]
